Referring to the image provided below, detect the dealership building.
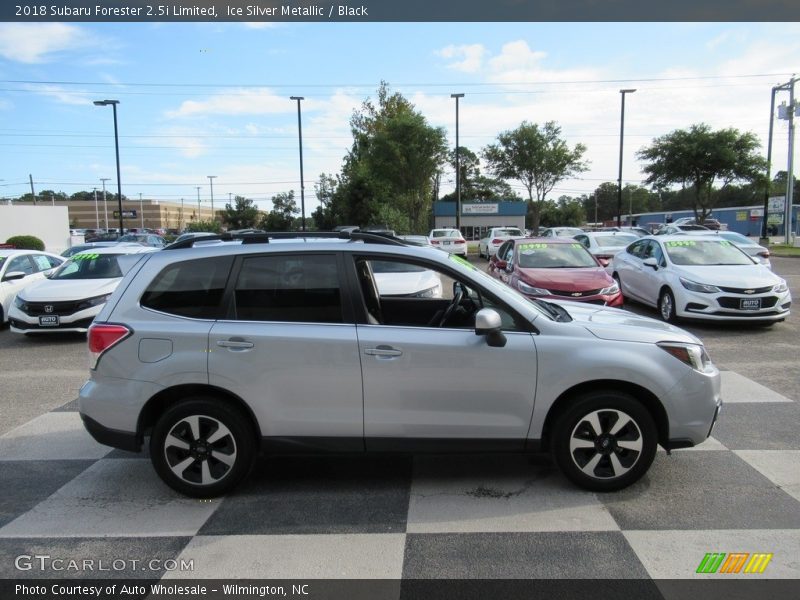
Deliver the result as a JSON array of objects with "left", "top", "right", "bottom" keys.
[
  {"left": 433, "top": 201, "right": 527, "bottom": 239},
  {"left": 50, "top": 198, "right": 218, "bottom": 231}
]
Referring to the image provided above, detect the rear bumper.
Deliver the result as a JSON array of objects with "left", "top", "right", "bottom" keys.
[{"left": 80, "top": 413, "right": 141, "bottom": 452}]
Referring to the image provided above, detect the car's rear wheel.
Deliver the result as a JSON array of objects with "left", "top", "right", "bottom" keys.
[
  {"left": 150, "top": 397, "right": 255, "bottom": 498},
  {"left": 551, "top": 391, "right": 657, "bottom": 492},
  {"left": 658, "top": 288, "right": 677, "bottom": 322}
]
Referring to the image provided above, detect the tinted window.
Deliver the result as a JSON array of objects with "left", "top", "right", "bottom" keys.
[
  {"left": 234, "top": 254, "right": 342, "bottom": 323},
  {"left": 141, "top": 256, "right": 233, "bottom": 319},
  {"left": 51, "top": 253, "right": 125, "bottom": 280}
]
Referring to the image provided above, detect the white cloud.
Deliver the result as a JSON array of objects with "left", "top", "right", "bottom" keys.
[
  {"left": 166, "top": 88, "right": 296, "bottom": 118},
  {"left": 0, "top": 23, "right": 89, "bottom": 63},
  {"left": 437, "top": 44, "right": 486, "bottom": 73}
]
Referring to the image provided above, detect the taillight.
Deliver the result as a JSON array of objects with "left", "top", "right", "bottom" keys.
[
  {"left": 88, "top": 323, "right": 131, "bottom": 370},
  {"left": 430, "top": 239, "right": 440, "bottom": 245},
  {"left": 491, "top": 238, "right": 503, "bottom": 245}
]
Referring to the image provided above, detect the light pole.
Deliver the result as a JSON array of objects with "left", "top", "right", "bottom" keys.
[
  {"left": 290, "top": 96, "right": 306, "bottom": 231},
  {"left": 196, "top": 186, "right": 201, "bottom": 220},
  {"left": 617, "top": 89, "right": 636, "bottom": 227},
  {"left": 451, "top": 93, "right": 465, "bottom": 235},
  {"left": 180, "top": 198, "right": 184, "bottom": 230},
  {"left": 100, "top": 178, "right": 110, "bottom": 230},
  {"left": 93, "top": 99, "right": 124, "bottom": 236},
  {"left": 207, "top": 175, "right": 217, "bottom": 222},
  {"left": 93, "top": 187, "right": 99, "bottom": 228},
  {"left": 139, "top": 192, "right": 144, "bottom": 229}
]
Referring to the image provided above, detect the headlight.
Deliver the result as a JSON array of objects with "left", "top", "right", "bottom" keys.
[
  {"left": 76, "top": 294, "right": 112, "bottom": 310},
  {"left": 599, "top": 282, "right": 620, "bottom": 295},
  {"left": 680, "top": 277, "right": 721, "bottom": 294},
  {"left": 411, "top": 286, "right": 439, "bottom": 298},
  {"left": 773, "top": 280, "right": 789, "bottom": 293},
  {"left": 658, "top": 342, "right": 713, "bottom": 372},
  {"left": 517, "top": 280, "right": 550, "bottom": 296},
  {"left": 14, "top": 296, "right": 27, "bottom": 310}
]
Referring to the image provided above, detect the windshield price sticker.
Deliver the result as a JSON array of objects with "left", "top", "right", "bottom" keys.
[
  {"left": 72, "top": 253, "right": 100, "bottom": 261},
  {"left": 665, "top": 241, "right": 696, "bottom": 247},
  {"left": 518, "top": 243, "right": 549, "bottom": 251}
]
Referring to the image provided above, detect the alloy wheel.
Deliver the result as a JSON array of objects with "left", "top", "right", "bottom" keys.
[
  {"left": 163, "top": 414, "right": 237, "bottom": 486},
  {"left": 568, "top": 409, "right": 643, "bottom": 480}
]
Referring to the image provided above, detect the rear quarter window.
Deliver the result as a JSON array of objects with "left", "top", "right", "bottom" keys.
[{"left": 140, "top": 256, "right": 233, "bottom": 319}]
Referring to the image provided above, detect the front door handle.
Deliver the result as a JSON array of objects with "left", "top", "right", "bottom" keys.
[
  {"left": 364, "top": 345, "right": 403, "bottom": 358},
  {"left": 216, "top": 339, "right": 255, "bottom": 350}
]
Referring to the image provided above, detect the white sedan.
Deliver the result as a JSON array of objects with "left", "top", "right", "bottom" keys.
[
  {"left": 478, "top": 227, "right": 524, "bottom": 259},
  {"left": 573, "top": 231, "right": 640, "bottom": 267},
  {"left": 0, "top": 249, "right": 65, "bottom": 324},
  {"left": 8, "top": 246, "right": 157, "bottom": 334},
  {"left": 609, "top": 235, "right": 791, "bottom": 323},
  {"left": 428, "top": 229, "right": 468, "bottom": 258}
]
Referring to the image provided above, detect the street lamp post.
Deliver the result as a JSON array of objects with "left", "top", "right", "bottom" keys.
[
  {"left": 139, "top": 192, "right": 144, "bottom": 229},
  {"left": 93, "top": 100, "right": 124, "bottom": 236},
  {"left": 207, "top": 175, "right": 217, "bottom": 222},
  {"left": 617, "top": 89, "right": 636, "bottom": 227},
  {"left": 451, "top": 93, "right": 465, "bottom": 235},
  {"left": 196, "top": 186, "right": 201, "bottom": 220},
  {"left": 290, "top": 96, "right": 306, "bottom": 231},
  {"left": 100, "top": 178, "right": 110, "bottom": 230}
]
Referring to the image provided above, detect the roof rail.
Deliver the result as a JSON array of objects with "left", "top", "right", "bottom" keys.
[{"left": 164, "top": 230, "right": 408, "bottom": 250}]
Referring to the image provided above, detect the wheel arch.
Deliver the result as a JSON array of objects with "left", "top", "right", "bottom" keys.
[
  {"left": 540, "top": 379, "right": 669, "bottom": 450},
  {"left": 137, "top": 384, "right": 261, "bottom": 444}
]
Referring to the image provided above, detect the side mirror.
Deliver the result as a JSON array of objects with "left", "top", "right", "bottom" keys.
[
  {"left": 2, "top": 271, "right": 26, "bottom": 282},
  {"left": 474, "top": 308, "right": 507, "bottom": 348},
  {"left": 643, "top": 257, "right": 658, "bottom": 269}
]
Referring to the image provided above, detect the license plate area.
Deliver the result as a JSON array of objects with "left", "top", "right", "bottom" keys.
[
  {"left": 39, "top": 315, "right": 60, "bottom": 327},
  {"left": 740, "top": 298, "right": 761, "bottom": 310}
]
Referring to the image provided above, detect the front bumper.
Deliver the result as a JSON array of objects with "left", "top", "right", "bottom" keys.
[
  {"left": 675, "top": 288, "right": 791, "bottom": 322},
  {"left": 8, "top": 303, "right": 102, "bottom": 333}
]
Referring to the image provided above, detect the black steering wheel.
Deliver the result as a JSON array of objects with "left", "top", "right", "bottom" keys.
[{"left": 436, "top": 285, "right": 465, "bottom": 327}]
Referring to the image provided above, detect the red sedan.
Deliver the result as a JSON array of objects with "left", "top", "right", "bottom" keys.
[{"left": 487, "top": 237, "right": 623, "bottom": 307}]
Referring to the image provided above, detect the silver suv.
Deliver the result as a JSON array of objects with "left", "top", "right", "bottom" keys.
[{"left": 79, "top": 232, "right": 721, "bottom": 497}]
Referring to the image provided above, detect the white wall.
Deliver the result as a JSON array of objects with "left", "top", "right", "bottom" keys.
[{"left": 0, "top": 205, "right": 70, "bottom": 253}]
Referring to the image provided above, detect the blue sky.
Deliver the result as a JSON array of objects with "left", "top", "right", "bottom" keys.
[{"left": 2, "top": 22, "right": 800, "bottom": 216}]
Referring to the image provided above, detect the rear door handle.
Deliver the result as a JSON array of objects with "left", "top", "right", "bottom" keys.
[
  {"left": 364, "top": 345, "right": 403, "bottom": 358},
  {"left": 216, "top": 339, "right": 255, "bottom": 350}
]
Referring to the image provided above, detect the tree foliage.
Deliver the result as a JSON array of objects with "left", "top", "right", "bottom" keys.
[
  {"left": 222, "top": 195, "right": 260, "bottom": 230},
  {"left": 483, "top": 121, "right": 588, "bottom": 234},
  {"left": 439, "top": 147, "right": 519, "bottom": 202},
  {"left": 637, "top": 123, "right": 767, "bottom": 223},
  {"left": 260, "top": 191, "right": 299, "bottom": 231},
  {"left": 317, "top": 83, "right": 447, "bottom": 233},
  {"left": 185, "top": 219, "right": 222, "bottom": 233}
]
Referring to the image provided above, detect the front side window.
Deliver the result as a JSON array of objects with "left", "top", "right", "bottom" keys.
[
  {"left": 141, "top": 256, "right": 233, "bottom": 319},
  {"left": 234, "top": 254, "right": 342, "bottom": 323},
  {"left": 6, "top": 255, "right": 35, "bottom": 275}
]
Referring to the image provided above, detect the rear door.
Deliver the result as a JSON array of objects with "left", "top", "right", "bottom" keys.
[{"left": 208, "top": 252, "right": 363, "bottom": 449}]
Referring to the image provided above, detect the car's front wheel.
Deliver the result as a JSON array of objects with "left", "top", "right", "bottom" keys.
[
  {"left": 551, "top": 391, "right": 657, "bottom": 492},
  {"left": 150, "top": 397, "right": 256, "bottom": 498},
  {"left": 658, "top": 288, "right": 677, "bottom": 322}
]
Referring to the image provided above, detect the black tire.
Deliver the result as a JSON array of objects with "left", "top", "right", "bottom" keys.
[
  {"left": 658, "top": 288, "right": 677, "bottom": 323},
  {"left": 150, "top": 397, "right": 256, "bottom": 498},
  {"left": 551, "top": 391, "right": 657, "bottom": 492}
]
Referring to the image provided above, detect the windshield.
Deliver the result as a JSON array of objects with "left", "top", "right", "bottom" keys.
[
  {"left": 664, "top": 240, "right": 754, "bottom": 266},
  {"left": 493, "top": 228, "right": 523, "bottom": 237},
  {"left": 593, "top": 234, "right": 638, "bottom": 248},
  {"left": 50, "top": 253, "right": 127, "bottom": 280},
  {"left": 516, "top": 242, "right": 597, "bottom": 268}
]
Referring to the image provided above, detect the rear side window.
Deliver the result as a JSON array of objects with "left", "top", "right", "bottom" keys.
[
  {"left": 141, "top": 256, "right": 233, "bottom": 319},
  {"left": 234, "top": 254, "right": 342, "bottom": 323}
]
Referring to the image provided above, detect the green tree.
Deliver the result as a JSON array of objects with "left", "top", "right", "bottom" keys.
[
  {"left": 222, "top": 195, "right": 260, "bottom": 230},
  {"left": 310, "top": 173, "right": 339, "bottom": 231},
  {"left": 483, "top": 121, "right": 588, "bottom": 234},
  {"left": 440, "top": 147, "right": 519, "bottom": 202},
  {"left": 185, "top": 219, "right": 222, "bottom": 233},
  {"left": 334, "top": 83, "right": 447, "bottom": 232},
  {"left": 260, "top": 191, "right": 299, "bottom": 231},
  {"left": 637, "top": 124, "right": 767, "bottom": 224}
]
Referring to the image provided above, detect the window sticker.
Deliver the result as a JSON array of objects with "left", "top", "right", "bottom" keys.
[
  {"left": 665, "top": 241, "right": 696, "bottom": 247},
  {"left": 72, "top": 253, "right": 100, "bottom": 260}
]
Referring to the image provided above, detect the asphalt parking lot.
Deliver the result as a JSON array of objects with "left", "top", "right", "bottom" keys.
[{"left": 0, "top": 255, "right": 798, "bottom": 593}]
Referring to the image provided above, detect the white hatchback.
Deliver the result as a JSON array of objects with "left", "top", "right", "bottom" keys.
[
  {"left": 9, "top": 246, "right": 157, "bottom": 334},
  {"left": 610, "top": 235, "right": 791, "bottom": 323}
]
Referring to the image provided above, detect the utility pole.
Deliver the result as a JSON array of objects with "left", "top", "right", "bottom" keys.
[
  {"left": 93, "top": 188, "right": 99, "bottom": 228},
  {"left": 451, "top": 93, "right": 465, "bottom": 235},
  {"left": 180, "top": 198, "right": 184, "bottom": 230},
  {"left": 290, "top": 96, "right": 306, "bottom": 231},
  {"left": 617, "top": 89, "right": 636, "bottom": 227},
  {"left": 762, "top": 85, "right": 779, "bottom": 245},
  {"left": 196, "top": 186, "right": 201, "bottom": 219},
  {"left": 29, "top": 174, "right": 36, "bottom": 205},
  {"left": 139, "top": 192, "right": 144, "bottom": 229},
  {"left": 208, "top": 175, "right": 217, "bottom": 223},
  {"left": 786, "top": 77, "right": 796, "bottom": 245},
  {"left": 100, "top": 178, "right": 110, "bottom": 230}
]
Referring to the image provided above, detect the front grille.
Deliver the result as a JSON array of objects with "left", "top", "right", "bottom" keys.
[
  {"left": 717, "top": 296, "right": 778, "bottom": 310},
  {"left": 549, "top": 288, "right": 603, "bottom": 298},
  {"left": 21, "top": 300, "right": 85, "bottom": 317},
  {"left": 717, "top": 285, "right": 773, "bottom": 294}
]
